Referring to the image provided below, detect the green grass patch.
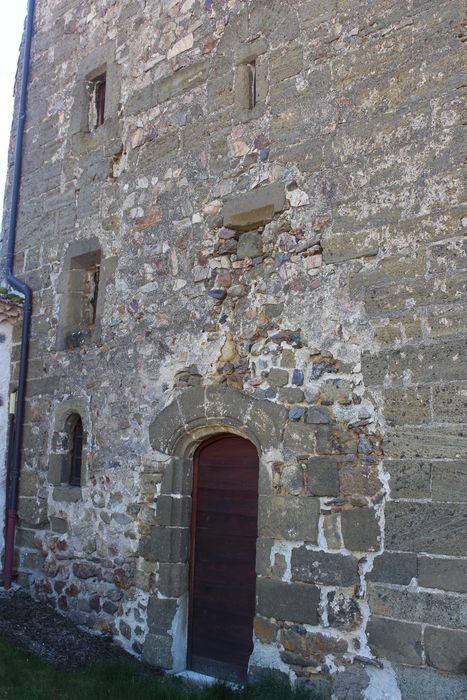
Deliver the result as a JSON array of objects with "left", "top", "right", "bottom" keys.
[{"left": 0, "top": 637, "right": 319, "bottom": 699}]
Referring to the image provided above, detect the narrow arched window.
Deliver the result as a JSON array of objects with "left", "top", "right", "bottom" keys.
[{"left": 69, "top": 416, "right": 83, "bottom": 487}]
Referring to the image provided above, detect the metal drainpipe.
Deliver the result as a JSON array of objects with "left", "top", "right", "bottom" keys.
[{"left": 2, "top": 0, "right": 36, "bottom": 590}]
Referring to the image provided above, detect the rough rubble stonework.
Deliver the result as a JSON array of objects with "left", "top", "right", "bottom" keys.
[{"left": 1, "top": 0, "right": 466, "bottom": 698}]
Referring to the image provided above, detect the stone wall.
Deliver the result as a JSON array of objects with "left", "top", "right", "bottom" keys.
[{"left": 1, "top": 1, "right": 465, "bottom": 698}]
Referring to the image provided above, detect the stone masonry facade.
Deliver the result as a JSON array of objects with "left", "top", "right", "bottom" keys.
[{"left": 1, "top": 1, "right": 466, "bottom": 698}]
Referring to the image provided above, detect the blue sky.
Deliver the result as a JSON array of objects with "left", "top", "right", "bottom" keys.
[{"left": 0, "top": 2, "right": 29, "bottom": 217}]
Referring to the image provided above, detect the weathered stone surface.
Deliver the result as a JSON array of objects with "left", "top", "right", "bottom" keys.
[
  {"left": 431, "top": 461, "right": 467, "bottom": 502},
  {"left": 279, "top": 387, "right": 305, "bottom": 404},
  {"left": 306, "top": 456, "right": 339, "bottom": 496},
  {"left": 158, "top": 563, "right": 188, "bottom": 598},
  {"left": 432, "top": 384, "right": 467, "bottom": 424},
  {"left": 319, "top": 380, "right": 352, "bottom": 406},
  {"left": 424, "top": 626, "right": 467, "bottom": 674},
  {"left": 327, "top": 591, "right": 362, "bottom": 630},
  {"left": 305, "top": 405, "right": 330, "bottom": 424},
  {"left": 258, "top": 496, "right": 319, "bottom": 542},
  {"left": 332, "top": 667, "right": 370, "bottom": 700},
  {"left": 341, "top": 508, "right": 380, "bottom": 552},
  {"left": 156, "top": 495, "right": 191, "bottom": 527},
  {"left": 138, "top": 527, "right": 189, "bottom": 563},
  {"left": 280, "top": 627, "right": 347, "bottom": 667},
  {"left": 394, "top": 665, "right": 467, "bottom": 700},
  {"left": 267, "top": 368, "right": 289, "bottom": 387},
  {"left": 385, "top": 502, "right": 467, "bottom": 556},
  {"left": 383, "top": 387, "right": 431, "bottom": 425},
  {"left": 223, "top": 183, "right": 286, "bottom": 231},
  {"left": 291, "top": 548, "right": 358, "bottom": 586},
  {"left": 417, "top": 556, "right": 467, "bottom": 594},
  {"left": 362, "top": 340, "right": 467, "bottom": 387},
  {"left": 385, "top": 427, "right": 466, "bottom": 460},
  {"left": 147, "top": 597, "right": 177, "bottom": 635},
  {"left": 18, "top": 497, "right": 49, "bottom": 527},
  {"left": 256, "top": 578, "right": 320, "bottom": 625},
  {"left": 367, "top": 616, "right": 423, "bottom": 665},
  {"left": 142, "top": 633, "right": 173, "bottom": 668},
  {"left": 237, "top": 231, "right": 262, "bottom": 259},
  {"left": 367, "top": 552, "right": 417, "bottom": 585},
  {"left": 72, "top": 561, "right": 101, "bottom": 580},
  {"left": 385, "top": 459, "right": 431, "bottom": 499},
  {"left": 368, "top": 583, "right": 467, "bottom": 630},
  {"left": 283, "top": 423, "right": 316, "bottom": 454},
  {"left": 316, "top": 424, "right": 358, "bottom": 455}
]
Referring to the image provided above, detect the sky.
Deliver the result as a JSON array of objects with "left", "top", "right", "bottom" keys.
[{"left": 0, "top": 2, "right": 29, "bottom": 219}]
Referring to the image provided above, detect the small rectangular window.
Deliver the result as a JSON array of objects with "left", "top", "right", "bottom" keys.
[
  {"left": 69, "top": 416, "right": 83, "bottom": 487},
  {"left": 88, "top": 74, "right": 106, "bottom": 130}
]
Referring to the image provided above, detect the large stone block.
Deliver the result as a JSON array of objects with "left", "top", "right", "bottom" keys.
[
  {"left": 394, "top": 665, "right": 467, "bottom": 700},
  {"left": 142, "top": 633, "right": 173, "bottom": 669},
  {"left": 322, "top": 230, "right": 379, "bottom": 264},
  {"left": 256, "top": 578, "right": 320, "bottom": 625},
  {"left": 149, "top": 401, "right": 184, "bottom": 454},
  {"left": 147, "top": 597, "right": 178, "bottom": 635},
  {"left": 368, "top": 583, "right": 467, "bottom": 630},
  {"left": 367, "top": 552, "right": 417, "bottom": 585},
  {"left": 432, "top": 384, "right": 467, "bottom": 423},
  {"left": 18, "top": 497, "right": 49, "bottom": 527},
  {"left": 160, "top": 458, "right": 192, "bottom": 496},
  {"left": 385, "top": 459, "right": 431, "bottom": 499},
  {"left": 431, "top": 461, "right": 467, "bottom": 502},
  {"left": 427, "top": 304, "right": 467, "bottom": 339},
  {"left": 349, "top": 250, "right": 424, "bottom": 289},
  {"left": 385, "top": 426, "right": 466, "bottom": 460},
  {"left": 340, "top": 508, "right": 380, "bottom": 552},
  {"left": 157, "top": 563, "right": 188, "bottom": 598},
  {"left": 362, "top": 340, "right": 467, "bottom": 387},
  {"left": 424, "top": 626, "right": 467, "bottom": 674},
  {"left": 417, "top": 556, "right": 467, "bottom": 593},
  {"left": 156, "top": 495, "right": 191, "bottom": 528},
  {"left": 385, "top": 502, "right": 467, "bottom": 556},
  {"left": 246, "top": 398, "right": 287, "bottom": 452},
  {"left": 332, "top": 667, "right": 370, "bottom": 700},
  {"left": 383, "top": 387, "right": 431, "bottom": 425},
  {"left": 367, "top": 616, "right": 423, "bottom": 665},
  {"left": 279, "top": 627, "right": 347, "bottom": 667},
  {"left": 365, "top": 273, "right": 465, "bottom": 314},
  {"left": 283, "top": 423, "right": 316, "bottom": 454},
  {"left": 223, "top": 183, "right": 286, "bottom": 231},
  {"left": 258, "top": 496, "right": 320, "bottom": 542},
  {"left": 306, "top": 456, "right": 340, "bottom": 496},
  {"left": 291, "top": 548, "right": 358, "bottom": 587},
  {"left": 316, "top": 424, "right": 358, "bottom": 455},
  {"left": 138, "top": 527, "right": 189, "bottom": 563}
]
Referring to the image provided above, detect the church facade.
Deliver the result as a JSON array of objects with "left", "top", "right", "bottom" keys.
[{"left": 1, "top": 1, "right": 465, "bottom": 697}]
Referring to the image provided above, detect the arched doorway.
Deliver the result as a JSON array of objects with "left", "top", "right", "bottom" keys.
[{"left": 187, "top": 434, "right": 259, "bottom": 681}]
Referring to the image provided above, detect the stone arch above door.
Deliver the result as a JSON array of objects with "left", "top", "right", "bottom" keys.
[{"left": 148, "top": 385, "right": 287, "bottom": 457}]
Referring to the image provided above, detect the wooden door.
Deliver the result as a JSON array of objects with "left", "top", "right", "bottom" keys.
[{"left": 188, "top": 434, "right": 259, "bottom": 681}]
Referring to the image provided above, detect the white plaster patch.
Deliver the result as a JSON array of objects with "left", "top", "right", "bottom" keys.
[{"left": 363, "top": 661, "right": 401, "bottom": 700}]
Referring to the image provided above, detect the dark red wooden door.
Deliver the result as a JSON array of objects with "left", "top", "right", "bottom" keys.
[{"left": 188, "top": 434, "right": 259, "bottom": 681}]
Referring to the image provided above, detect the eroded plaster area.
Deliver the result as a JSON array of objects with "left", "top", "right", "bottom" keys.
[{"left": 2, "top": 1, "right": 465, "bottom": 698}]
